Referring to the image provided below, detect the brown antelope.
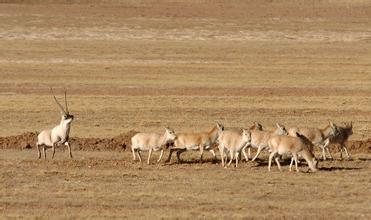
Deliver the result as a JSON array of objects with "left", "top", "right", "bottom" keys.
[
  {"left": 268, "top": 133, "right": 318, "bottom": 172},
  {"left": 165, "top": 123, "right": 224, "bottom": 163},
  {"left": 329, "top": 121, "right": 353, "bottom": 160},
  {"left": 244, "top": 122, "right": 263, "bottom": 160},
  {"left": 36, "top": 88, "right": 74, "bottom": 160},
  {"left": 288, "top": 121, "right": 338, "bottom": 160},
  {"left": 225, "top": 122, "right": 263, "bottom": 161},
  {"left": 131, "top": 127, "right": 176, "bottom": 164},
  {"left": 243, "top": 123, "right": 288, "bottom": 161},
  {"left": 218, "top": 129, "right": 252, "bottom": 168}
]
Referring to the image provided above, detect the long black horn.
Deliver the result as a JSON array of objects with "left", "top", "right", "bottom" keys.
[
  {"left": 64, "top": 89, "right": 69, "bottom": 114},
  {"left": 50, "top": 87, "right": 67, "bottom": 115}
]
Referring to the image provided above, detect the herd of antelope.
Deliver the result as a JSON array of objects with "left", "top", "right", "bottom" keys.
[{"left": 36, "top": 89, "right": 354, "bottom": 173}]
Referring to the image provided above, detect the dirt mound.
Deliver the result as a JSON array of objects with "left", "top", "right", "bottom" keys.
[
  {"left": 0, "top": 132, "right": 37, "bottom": 150},
  {"left": 70, "top": 130, "right": 138, "bottom": 151},
  {"left": 0, "top": 130, "right": 138, "bottom": 151},
  {"left": 346, "top": 139, "right": 371, "bottom": 153},
  {"left": 0, "top": 131, "right": 369, "bottom": 153}
]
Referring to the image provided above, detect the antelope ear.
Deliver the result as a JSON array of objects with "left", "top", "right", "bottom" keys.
[
  {"left": 350, "top": 121, "right": 353, "bottom": 128},
  {"left": 255, "top": 122, "right": 263, "bottom": 130},
  {"left": 249, "top": 123, "right": 256, "bottom": 130}
]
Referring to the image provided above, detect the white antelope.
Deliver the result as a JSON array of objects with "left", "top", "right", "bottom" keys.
[
  {"left": 165, "top": 123, "right": 224, "bottom": 163},
  {"left": 131, "top": 127, "right": 176, "bottom": 164},
  {"left": 243, "top": 123, "right": 288, "bottom": 161},
  {"left": 218, "top": 129, "right": 252, "bottom": 168},
  {"left": 268, "top": 132, "right": 318, "bottom": 172},
  {"left": 329, "top": 121, "right": 353, "bottom": 160},
  {"left": 288, "top": 121, "right": 338, "bottom": 160},
  {"left": 36, "top": 89, "right": 74, "bottom": 159}
]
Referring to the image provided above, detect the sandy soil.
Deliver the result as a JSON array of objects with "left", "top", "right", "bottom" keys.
[
  {"left": 1, "top": 149, "right": 370, "bottom": 219},
  {"left": 0, "top": 0, "right": 370, "bottom": 219}
]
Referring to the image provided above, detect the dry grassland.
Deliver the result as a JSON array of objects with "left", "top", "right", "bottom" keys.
[
  {"left": 0, "top": 0, "right": 370, "bottom": 219},
  {"left": 1, "top": 150, "right": 370, "bottom": 219}
]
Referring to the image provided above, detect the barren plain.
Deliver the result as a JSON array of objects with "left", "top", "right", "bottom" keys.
[{"left": 0, "top": 0, "right": 370, "bottom": 219}]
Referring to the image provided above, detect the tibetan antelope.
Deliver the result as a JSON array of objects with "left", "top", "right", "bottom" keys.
[
  {"left": 36, "top": 88, "right": 74, "bottom": 159},
  {"left": 218, "top": 128, "right": 252, "bottom": 168},
  {"left": 243, "top": 123, "right": 288, "bottom": 161},
  {"left": 329, "top": 121, "right": 353, "bottom": 160},
  {"left": 224, "top": 122, "right": 263, "bottom": 161},
  {"left": 268, "top": 132, "right": 318, "bottom": 172},
  {"left": 288, "top": 121, "right": 338, "bottom": 160},
  {"left": 165, "top": 123, "right": 224, "bottom": 163},
  {"left": 131, "top": 127, "right": 176, "bottom": 164}
]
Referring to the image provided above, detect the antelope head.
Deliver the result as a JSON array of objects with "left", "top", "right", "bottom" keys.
[
  {"left": 51, "top": 88, "right": 74, "bottom": 123},
  {"left": 249, "top": 122, "right": 263, "bottom": 131},
  {"left": 275, "top": 123, "right": 288, "bottom": 135},
  {"left": 328, "top": 120, "right": 338, "bottom": 137},
  {"left": 215, "top": 122, "right": 225, "bottom": 136},
  {"left": 254, "top": 122, "right": 263, "bottom": 131},
  {"left": 311, "top": 158, "right": 319, "bottom": 171},
  {"left": 345, "top": 121, "right": 353, "bottom": 136},
  {"left": 164, "top": 127, "right": 177, "bottom": 142},
  {"left": 216, "top": 122, "right": 224, "bottom": 131},
  {"left": 242, "top": 129, "right": 252, "bottom": 145}
]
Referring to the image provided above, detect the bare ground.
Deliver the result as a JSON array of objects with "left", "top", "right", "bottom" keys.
[
  {"left": 1, "top": 150, "right": 370, "bottom": 219},
  {"left": 0, "top": 0, "right": 371, "bottom": 219}
]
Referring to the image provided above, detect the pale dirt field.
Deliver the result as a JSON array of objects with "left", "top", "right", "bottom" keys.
[
  {"left": 1, "top": 150, "right": 370, "bottom": 219},
  {"left": 0, "top": 0, "right": 370, "bottom": 219}
]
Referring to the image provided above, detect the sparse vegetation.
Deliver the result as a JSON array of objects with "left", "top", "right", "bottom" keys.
[{"left": 0, "top": 0, "right": 370, "bottom": 218}]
